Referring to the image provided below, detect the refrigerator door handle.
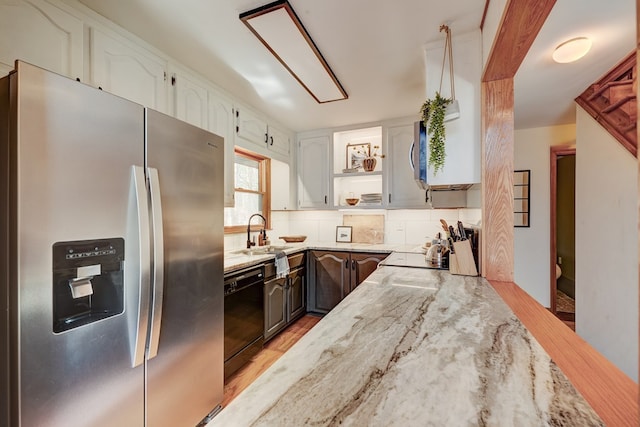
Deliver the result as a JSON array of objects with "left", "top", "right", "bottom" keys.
[
  {"left": 147, "top": 167, "right": 164, "bottom": 360},
  {"left": 128, "top": 166, "right": 152, "bottom": 367}
]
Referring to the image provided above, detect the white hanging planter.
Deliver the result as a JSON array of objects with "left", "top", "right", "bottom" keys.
[{"left": 444, "top": 99, "right": 460, "bottom": 122}]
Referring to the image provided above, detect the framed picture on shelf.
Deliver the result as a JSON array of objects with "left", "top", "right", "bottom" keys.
[
  {"left": 346, "top": 143, "right": 370, "bottom": 170},
  {"left": 336, "top": 226, "right": 353, "bottom": 243}
]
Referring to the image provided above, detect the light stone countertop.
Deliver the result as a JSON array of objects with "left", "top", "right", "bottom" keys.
[
  {"left": 208, "top": 266, "right": 603, "bottom": 426},
  {"left": 223, "top": 242, "right": 417, "bottom": 273}
]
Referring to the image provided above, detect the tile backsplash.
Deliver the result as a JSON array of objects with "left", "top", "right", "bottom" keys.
[{"left": 224, "top": 209, "right": 482, "bottom": 251}]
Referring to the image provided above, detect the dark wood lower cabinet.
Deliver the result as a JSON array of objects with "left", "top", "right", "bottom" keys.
[
  {"left": 264, "top": 276, "right": 287, "bottom": 341},
  {"left": 288, "top": 267, "right": 306, "bottom": 320},
  {"left": 264, "top": 252, "right": 307, "bottom": 341},
  {"left": 308, "top": 251, "right": 388, "bottom": 314},
  {"left": 350, "top": 252, "right": 387, "bottom": 289},
  {"left": 309, "top": 251, "right": 350, "bottom": 313}
]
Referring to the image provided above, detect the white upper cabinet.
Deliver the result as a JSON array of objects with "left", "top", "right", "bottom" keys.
[
  {"left": 385, "top": 122, "right": 428, "bottom": 208},
  {"left": 171, "top": 67, "right": 208, "bottom": 129},
  {"left": 208, "top": 88, "right": 236, "bottom": 207},
  {"left": 267, "top": 124, "right": 290, "bottom": 158},
  {"left": 236, "top": 106, "right": 268, "bottom": 146},
  {"left": 90, "top": 28, "right": 168, "bottom": 113},
  {"left": 270, "top": 159, "right": 291, "bottom": 210},
  {"left": 298, "top": 134, "right": 330, "bottom": 209},
  {"left": 236, "top": 105, "right": 291, "bottom": 160},
  {"left": 0, "top": 0, "right": 83, "bottom": 78}
]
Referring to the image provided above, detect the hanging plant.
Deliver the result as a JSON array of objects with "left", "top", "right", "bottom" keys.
[
  {"left": 420, "top": 92, "right": 452, "bottom": 174},
  {"left": 418, "top": 24, "right": 458, "bottom": 175}
]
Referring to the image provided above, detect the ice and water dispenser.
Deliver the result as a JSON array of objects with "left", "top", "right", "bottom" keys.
[{"left": 52, "top": 238, "right": 125, "bottom": 333}]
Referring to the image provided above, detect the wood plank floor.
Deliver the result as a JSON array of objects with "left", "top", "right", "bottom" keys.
[{"left": 222, "top": 314, "right": 322, "bottom": 408}]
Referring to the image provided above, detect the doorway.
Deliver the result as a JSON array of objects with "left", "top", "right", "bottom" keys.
[{"left": 550, "top": 145, "right": 576, "bottom": 329}]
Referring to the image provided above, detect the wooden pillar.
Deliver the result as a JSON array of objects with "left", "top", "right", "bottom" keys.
[
  {"left": 481, "top": 79, "right": 515, "bottom": 281},
  {"left": 480, "top": 0, "right": 556, "bottom": 280},
  {"left": 636, "top": 0, "right": 640, "bottom": 386}
]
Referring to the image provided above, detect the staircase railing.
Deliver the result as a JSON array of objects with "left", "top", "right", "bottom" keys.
[{"left": 575, "top": 51, "right": 636, "bottom": 157}]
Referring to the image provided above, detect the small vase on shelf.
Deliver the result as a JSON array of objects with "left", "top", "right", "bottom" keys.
[{"left": 362, "top": 157, "right": 376, "bottom": 172}]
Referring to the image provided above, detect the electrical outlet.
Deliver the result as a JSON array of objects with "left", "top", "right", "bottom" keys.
[{"left": 558, "top": 256, "right": 562, "bottom": 265}]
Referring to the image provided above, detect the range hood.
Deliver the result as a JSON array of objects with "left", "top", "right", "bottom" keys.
[{"left": 427, "top": 183, "right": 481, "bottom": 209}]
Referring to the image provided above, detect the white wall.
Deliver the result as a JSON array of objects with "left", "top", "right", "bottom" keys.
[
  {"left": 575, "top": 107, "right": 638, "bottom": 381},
  {"left": 514, "top": 124, "right": 576, "bottom": 307}
]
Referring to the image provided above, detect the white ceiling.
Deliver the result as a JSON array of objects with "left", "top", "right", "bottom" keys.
[
  {"left": 515, "top": 0, "right": 635, "bottom": 130},
  {"left": 75, "top": 0, "right": 636, "bottom": 133}
]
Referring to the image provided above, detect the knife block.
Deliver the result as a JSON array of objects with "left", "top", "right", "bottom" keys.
[{"left": 449, "top": 240, "right": 478, "bottom": 276}]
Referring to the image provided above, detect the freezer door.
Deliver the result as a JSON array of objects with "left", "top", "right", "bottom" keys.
[
  {"left": 7, "top": 62, "right": 146, "bottom": 426},
  {"left": 146, "top": 109, "right": 224, "bottom": 426}
]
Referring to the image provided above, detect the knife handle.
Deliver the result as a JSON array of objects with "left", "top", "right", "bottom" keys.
[
  {"left": 457, "top": 221, "right": 467, "bottom": 240},
  {"left": 449, "top": 225, "right": 457, "bottom": 241}
]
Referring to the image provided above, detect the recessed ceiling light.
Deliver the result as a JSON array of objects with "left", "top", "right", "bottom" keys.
[{"left": 552, "top": 37, "right": 592, "bottom": 63}]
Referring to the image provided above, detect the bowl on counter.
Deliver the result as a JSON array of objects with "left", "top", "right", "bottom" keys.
[
  {"left": 279, "top": 235, "right": 307, "bottom": 243},
  {"left": 345, "top": 198, "right": 359, "bottom": 206}
]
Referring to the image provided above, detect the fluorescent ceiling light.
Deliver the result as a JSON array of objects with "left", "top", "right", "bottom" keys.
[
  {"left": 552, "top": 37, "right": 592, "bottom": 63},
  {"left": 240, "top": 0, "right": 348, "bottom": 103}
]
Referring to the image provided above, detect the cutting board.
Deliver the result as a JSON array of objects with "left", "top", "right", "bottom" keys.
[{"left": 343, "top": 215, "right": 384, "bottom": 244}]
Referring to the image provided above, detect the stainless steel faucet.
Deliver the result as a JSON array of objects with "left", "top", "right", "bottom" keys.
[{"left": 246, "top": 213, "right": 267, "bottom": 248}]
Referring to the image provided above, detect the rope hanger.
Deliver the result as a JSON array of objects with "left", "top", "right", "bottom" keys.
[{"left": 438, "top": 24, "right": 455, "bottom": 101}]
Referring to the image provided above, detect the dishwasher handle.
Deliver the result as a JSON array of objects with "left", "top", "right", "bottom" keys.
[{"left": 224, "top": 267, "right": 264, "bottom": 295}]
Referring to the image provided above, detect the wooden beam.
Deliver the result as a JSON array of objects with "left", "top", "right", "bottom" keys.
[
  {"left": 483, "top": 0, "right": 557, "bottom": 81},
  {"left": 481, "top": 0, "right": 556, "bottom": 280},
  {"left": 481, "top": 78, "right": 514, "bottom": 281},
  {"left": 637, "top": 0, "right": 640, "bottom": 397}
]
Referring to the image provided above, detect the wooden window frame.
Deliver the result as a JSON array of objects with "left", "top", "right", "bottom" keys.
[{"left": 224, "top": 147, "right": 271, "bottom": 234}]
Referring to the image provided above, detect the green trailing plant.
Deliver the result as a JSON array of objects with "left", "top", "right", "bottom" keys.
[{"left": 420, "top": 92, "right": 452, "bottom": 174}]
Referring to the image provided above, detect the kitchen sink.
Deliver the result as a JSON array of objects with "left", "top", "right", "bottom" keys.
[{"left": 231, "top": 245, "right": 292, "bottom": 256}]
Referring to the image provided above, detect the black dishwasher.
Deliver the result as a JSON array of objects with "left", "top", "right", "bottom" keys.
[{"left": 223, "top": 266, "right": 264, "bottom": 380}]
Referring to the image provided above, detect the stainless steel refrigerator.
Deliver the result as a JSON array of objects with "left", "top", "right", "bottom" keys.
[{"left": 0, "top": 61, "right": 224, "bottom": 427}]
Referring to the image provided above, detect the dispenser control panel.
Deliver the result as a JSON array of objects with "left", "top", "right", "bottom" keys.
[{"left": 52, "top": 238, "right": 125, "bottom": 333}]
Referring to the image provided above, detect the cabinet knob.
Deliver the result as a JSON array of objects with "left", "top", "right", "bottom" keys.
[
  {"left": 345, "top": 259, "right": 349, "bottom": 269},
  {"left": 351, "top": 260, "right": 356, "bottom": 270},
  {"left": 265, "top": 133, "right": 268, "bottom": 144},
  {"left": 270, "top": 136, "right": 274, "bottom": 146}
]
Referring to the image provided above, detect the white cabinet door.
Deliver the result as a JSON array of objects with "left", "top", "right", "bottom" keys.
[
  {"left": 0, "top": 0, "right": 83, "bottom": 78},
  {"left": 271, "top": 159, "right": 291, "bottom": 210},
  {"left": 236, "top": 106, "right": 267, "bottom": 147},
  {"left": 267, "top": 124, "right": 290, "bottom": 157},
  {"left": 386, "top": 123, "right": 428, "bottom": 208},
  {"left": 172, "top": 70, "right": 208, "bottom": 129},
  {"left": 298, "top": 135, "right": 330, "bottom": 209},
  {"left": 90, "top": 28, "right": 168, "bottom": 113},
  {"left": 208, "top": 89, "right": 235, "bottom": 207},
  {"left": 236, "top": 105, "right": 291, "bottom": 160}
]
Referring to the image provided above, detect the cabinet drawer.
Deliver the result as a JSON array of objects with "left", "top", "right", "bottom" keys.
[
  {"left": 264, "top": 252, "right": 305, "bottom": 278},
  {"left": 288, "top": 252, "right": 305, "bottom": 270}
]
